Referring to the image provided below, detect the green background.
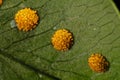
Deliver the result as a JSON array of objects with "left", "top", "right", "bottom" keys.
[{"left": 0, "top": 0, "right": 120, "bottom": 80}]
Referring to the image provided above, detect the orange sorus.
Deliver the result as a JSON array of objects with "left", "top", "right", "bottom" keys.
[
  {"left": 88, "top": 53, "right": 109, "bottom": 72},
  {"left": 15, "top": 8, "right": 39, "bottom": 31},
  {"left": 0, "top": 0, "right": 2, "bottom": 6},
  {"left": 52, "top": 29, "right": 74, "bottom": 51}
]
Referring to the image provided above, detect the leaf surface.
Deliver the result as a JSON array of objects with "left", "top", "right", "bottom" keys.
[{"left": 0, "top": 0, "right": 120, "bottom": 80}]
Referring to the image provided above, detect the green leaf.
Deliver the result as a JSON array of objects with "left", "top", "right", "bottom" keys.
[{"left": 0, "top": 0, "right": 120, "bottom": 80}]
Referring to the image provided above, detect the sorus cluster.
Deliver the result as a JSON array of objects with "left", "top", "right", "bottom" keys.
[
  {"left": 0, "top": 0, "right": 2, "bottom": 5},
  {"left": 88, "top": 53, "right": 109, "bottom": 72},
  {"left": 51, "top": 29, "right": 73, "bottom": 51},
  {"left": 15, "top": 8, "right": 39, "bottom": 31}
]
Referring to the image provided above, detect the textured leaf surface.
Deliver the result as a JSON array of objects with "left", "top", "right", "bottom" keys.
[{"left": 0, "top": 0, "right": 120, "bottom": 80}]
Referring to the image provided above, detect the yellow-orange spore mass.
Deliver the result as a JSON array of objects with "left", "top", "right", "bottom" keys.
[
  {"left": 52, "top": 29, "right": 73, "bottom": 51},
  {"left": 0, "top": 0, "right": 2, "bottom": 5},
  {"left": 15, "top": 8, "right": 39, "bottom": 31},
  {"left": 88, "top": 53, "right": 109, "bottom": 72}
]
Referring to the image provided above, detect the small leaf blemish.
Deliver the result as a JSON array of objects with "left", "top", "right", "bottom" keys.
[{"left": 10, "top": 20, "right": 17, "bottom": 28}]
